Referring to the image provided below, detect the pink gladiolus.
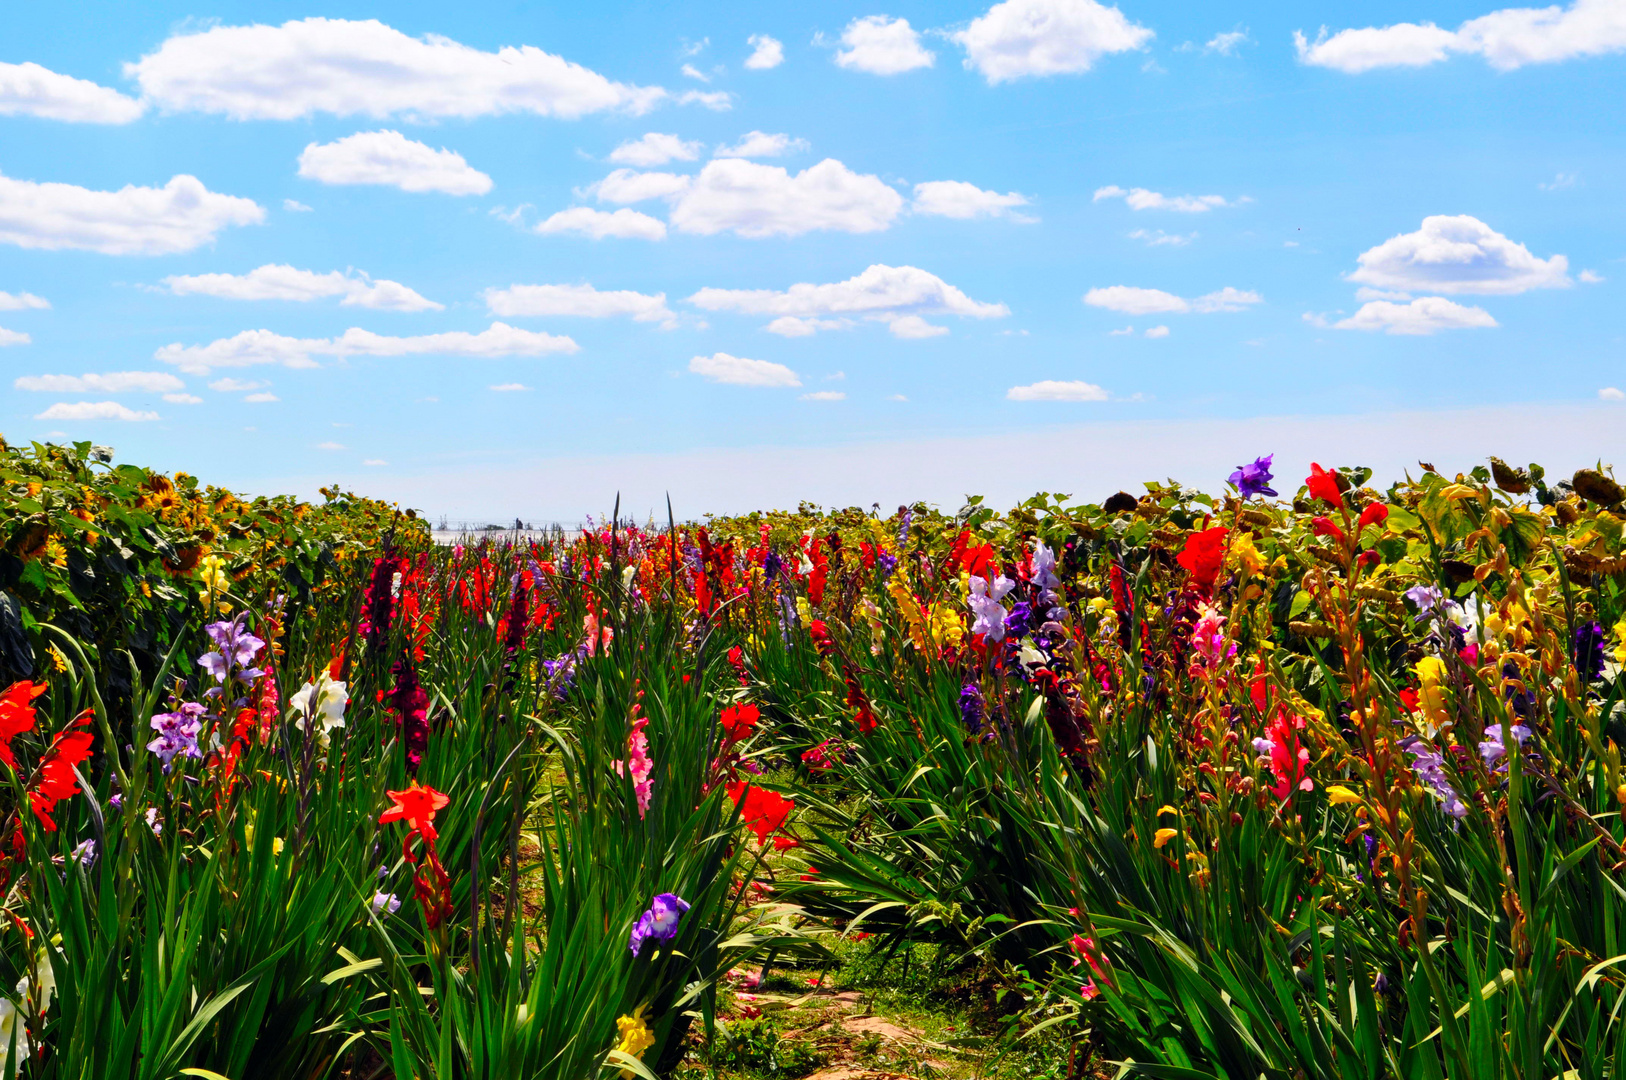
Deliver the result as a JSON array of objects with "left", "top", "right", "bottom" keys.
[{"left": 1251, "top": 709, "right": 1313, "bottom": 800}]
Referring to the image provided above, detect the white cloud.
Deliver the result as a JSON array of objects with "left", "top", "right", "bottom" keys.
[
  {"left": 0, "top": 327, "right": 32, "bottom": 346},
  {"left": 1093, "top": 185, "right": 1233, "bottom": 212},
  {"left": 284, "top": 198, "right": 313, "bottom": 211},
  {"left": 1006, "top": 379, "right": 1110, "bottom": 401},
  {"left": 800, "top": 390, "right": 846, "bottom": 401},
  {"left": 765, "top": 316, "right": 851, "bottom": 336},
  {"left": 834, "top": 16, "right": 935, "bottom": 74},
  {"left": 297, "top": 130, "right": 492, "bottom": 196},
  {"left": 681, "top": 63, "right": 710, "bottom": 82},
  {"left": 1084, "top": 285, "right": 1262, "bottom": 315},
  {"left": 669, "top": 158, "right": 903, "bottom": 237},
  {"left": 889, "top": 394, "right": 908, "bottom": 401},
  {"left": 1349, "top": 215, "right": 1569, "bottom": 295},
  {"left": 244, "top": 392, "right": 279, "bottom": 403},
  {"left": 1108, "top": 325, "right": 1134, "bottom": 335},
  {"left": 1540, "top": 172, "right": 1577, "bottom": 191},
  {"left": 490, "top": 383, "right": 531, "bottom": 392},
  {"left": 1205, "top": 30, "right": 1249, "bottom": 55},
  {"left": 15, "top": 371, "right": 183, "bottom": 392},
  {"left": 1144, "top": 325, "right": 1170, "bottom": 338},
  {"left": 163, "top": 264, "right": 442, "bottom": 311},
  {"left": 317, "top": 441, "right": 346, "bottom": 450},
  {"left": 156, "top": 322, "right": 580, "bottom": 374},
  {"left": 1333, "top": 296, "right": 1498, "bottom": 335},
  {"left": 608, "top": 132, "right": 702, "bottom": 166},
  {"left": 1355, "top": 286, "right": 1412, "bottom": 301},
  {"left": 363, "top": 459, "right": 388, "bottom": 466},
  {"left": 1600, "top": 387, "right": 1625, "bottom": 401},
  {"left": 1128, "top": 228, "right": 1196, "bottom": 246},
  {"left": 714, "top": 131, "right": 810, "bottom": 158},
  {"left": 689, "top": 352, "right": 801, "bottom": 387},
  {"left": 0, "top": 172, "right": 264, "bottom": 255},
  {"left": 164, "top": 393, "right": 203, "bottom": 404},
  {"left": 912, "top": 180, "right": 1035, "bottom": 221},
  {"left": 886, "top": 314, "right": 949, "bottom": 338},
  {"left": 0, "top": 61, "right": 145, "bottom": 123},
  {"left": 746, "top": 35, "right": 786, "bottom": 70},
  {"left": 677, "top": 89, "right": 734, "bottom": 111},
  {"left": 690, "top": 264, "right": 1008, "bottom": 337},
  {"left": 127, "top": 17, "right": 665, "bottom": 120},
  {"left": 1580, "top": 270, "right": 1605, "bottom": 284},
  {"left": 209, "top": 378, "right": 268, "bottom": 392},
  {"left": 535, "top": 207, "right": 668, "bottom": 240},
  {"left": 0, "top": 291, "right": 49, "bottom": 310},
  {"left": 483, "top": 283, "right": 676, "bottom": 326},
  {"left": 952, "top": 0, "right": 1153, "bottom": 83},
  {"left": 35, "top": 401, "right": 158, "bottom": 421},
  {"left": 1294, "top": 1, "right": 1626, "bottom": 73},
  {"left": 584, "top": 169, "right": 692, "bottom": 203}
]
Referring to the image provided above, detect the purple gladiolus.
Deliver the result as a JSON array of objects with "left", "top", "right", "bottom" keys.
[
  {"left": 629, "top": 892, "right": 690, "bottom": 955},
  {"left": 1575, "top": 620, "right": 1605, "bottom": 683},
  {"left": 148, "top": 702, "right": 206, "bottom": 771},
  {"left": 1228, "top": 455, "right": 1278, "bottom": 499},
  {"left": 1400, "top": 736, "right": 1468, "bottom": 819},
  {"left": 959, "top": 684, "right": 985, "bottom": 734}
]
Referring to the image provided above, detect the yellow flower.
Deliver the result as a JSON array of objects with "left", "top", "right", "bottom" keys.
[
  {"left": 1230, "top": 532, "right": 1266, "bottom": 576},
  {"left": 1153, "top": 828, "right": 1178, "bottom": 849},
  {"left": 1413, "top": 657, "right": 1449, "bottom": 719},
  {"left": 1156, "top": 805, "right": 1179, "bottom": 816},
  {"left": 1325, "top": 786, "right": 1362, "bottom": 805},
  {"left": 1616, "top": 783, "right": 1626, "bottom": 808},
  {"left": 614, "top": 1005, "right": 656, "bottom": 1077},
  {"left": 1614, "top": 617, "right": 1626, "bottom": 666},
  {"left": 928, "top": 601, "right": 964, "bottom": 649},
  {"left": 794, "top": 596, "right": 813, "bottom": 628}
]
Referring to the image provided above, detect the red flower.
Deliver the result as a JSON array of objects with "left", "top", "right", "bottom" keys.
[
  {"left": 844, "top": 673, "right": 878, "bottom": 734},
  {"left": 0, "top": 681, "right": 47, "bottom": 771},
  {"left": 719, "top": 703, "right": 760, "bottom": 743},
  {"left": 1398, "top": 687, "right": 1420, "bottom": 712},
  {"left": 1311, "top": 516, "right": 1347, "bottom": 544},
  {"left": 810, "top": 620, "right": 833, "bottom": 656},
  {"left": 772, "top": 834, "right": 800, "bottom": 850},
  {"left": 726, "top": 780, "right": 795, "bottom": 844},
  {"left": 1176, "top": 526, "right": 1229, "bottom": 591},
  {"left": 1357, "top": 502, "right": 1389, "bottom": 531},
  {"left": 29, "top": 711, "right": 95, "bottom": 832},
  {"left": 801, "top": 739, "right": 837, "bottom": 770},
  {"left": 1306, "top": 463, "right": 1343, "bottom": 505},
  {"left": 380, "top": 781, "right": 451, "bottom": 843}
]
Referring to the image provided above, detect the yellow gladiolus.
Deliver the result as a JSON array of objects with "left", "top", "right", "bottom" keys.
[{"left": 1153, "top": 828, "right": 1178, "bottom": 848}]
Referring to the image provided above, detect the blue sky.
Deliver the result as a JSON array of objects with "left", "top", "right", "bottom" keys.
[{"left": 2, "top": 1, "right": 1622, "bottom": 519}]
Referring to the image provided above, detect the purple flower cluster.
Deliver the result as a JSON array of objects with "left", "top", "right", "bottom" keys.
[
  {"left": 896, "top": 508, "right": 913, "bottom": 549},
  {"left": 198, "top": 613, "right": 265, "bottom": 685},
  {"left": 959, "top": 683, "right": 985, "bottom": 734},
  {"left": 629, "top": 892, "right": 690, "bottom": 955},
  {"left": 541, "top": 646, "right": 587, "bottom": 702},
  {"left": 1228, "top": 455, "right": 1277, "bottom": 500},
  {"left": 1400, "top": 736, "right": 1468, "bottom": 819},
  {"left": 148, "top": 702, "right": 207, "bottom": 771},
  {"left": 1575, "top": 620, "right": 1606, "bottom": 683},
  {"left": 1477, "top": 718, "right": 1533, "bottom": 770}
]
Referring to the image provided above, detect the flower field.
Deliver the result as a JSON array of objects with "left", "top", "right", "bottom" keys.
[{"left": 5, "top": 436, "right": 1626, "bottom": 1079}]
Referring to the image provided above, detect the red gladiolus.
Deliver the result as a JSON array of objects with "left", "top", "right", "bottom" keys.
[
  {"left": 1176, "top": 526, "right": 1229, "bottom": 592},
  {"left": 810, "top": 620, "right": 833, "bottom": 656},
  {"left": 1357, "top": 502, "right": 1389, "bottom": 531},
  {"left": 1311, "top": 516, "right": 1347, "bottom": 544},
  {"left": 772, "top": 834, "right": 800, "bottom": 850},
  {"left": 726, "top": 780, "right": 795, "bottom": 844},
  {"left": 1398, "top": 687, "right": 1420, "bottom": 712},
  {"left": 844, "top": 672, "right": 878, "bottom": 734},
  {"left": 719, "top": 703, "right": 760, "bottom": 743},
  {"left": 1306, "top": 463, "right": 1343, "bottom": 505},
  {"left": 380, "top": 781, "right": 451, "bottom": 844},
  {"left": 29, "top": 711, "right": 95, "bottom": 832},
  {"left": 0, "top": 680, "right": 47, "bottom": 770},
  {"left": 1356, "top": 550, "right": 1381, "bottom": 569},
  {"left": 380, "top": 781, "right": 455, "bottom": 928}
]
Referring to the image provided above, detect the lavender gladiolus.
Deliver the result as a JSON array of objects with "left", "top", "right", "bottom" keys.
[
  {"left": 1228, "top": 455, "right": 1278, "bottom": 499},
  {"left": 629, "top": 892, "right": 690, "bottom": 955}
]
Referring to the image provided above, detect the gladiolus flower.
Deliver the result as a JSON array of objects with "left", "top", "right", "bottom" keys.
[
  {"left": 1250, "top": 710, "right": 1313, "bottom": 800},
  {"left": 1357, "top": 502, "right": 1389, "bottom": 531},
  {"left": 29, "top": 712, "right": 95, "bottom": 832},
  {"left": 1306, "top": 463, "right": 1343, "bottom": 505},
  {"left": 1228, "top": 455, "right": 1277, "bottom": 499},
  {"left": 1153, "top": 828, "right": 1178, "bottom": 848},
  {"left": 379, "top": 781, "right": 451, "bottom": 843},
  {"left": 726, "top": 780, "right": 794, "bottom": 844},
  {"left": 1326, "top": 785, "right": 1362, "bottom": 805},
  {"left": 809, "top": 619, "right": 833, "bottom": 656},
  {"left": 1176, "top": 527, "right": 1229, "bottom": 592},
  {"left": 0, "top": 681, "right": 47, "bottom": 771},
  {"left": 719, "top": 703, "right": 759, "bottom": 743},
  {"left": 1311, "top": 516, "right": 1346, "bottom": 545}
]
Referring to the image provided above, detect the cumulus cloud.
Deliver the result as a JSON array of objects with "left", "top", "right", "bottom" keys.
[
  {"left": 35, "top": 401, "right": 158, "bottom": 421},
  {"left": 952, "top": 0, "right": 1153, "bottom": 83},
  {"left": 677, "top": 89, "right": 733, "bottom": 110},
  {"left": 1128, "top": 228, "right": 1195, "bottom": 246},
  {"left": 297, "top": 130, "right": 492, "bottom": 195},
  {"left": 713, "top": 131, "right": 810, "bottom": 158},
  {"left": 483, "top": 283, "right": 676, "bottom": 326},
  {"left": 0, "top": 61, "right": 145, "bottom": 123},
  {"left": 0, "top": 171, "right": 263, "bottom": 255},
  {"left": 1294, "top": 0, "right": 1626, "bottom": 73},
  {"left": 1145, "top": 325, "right": 1170, "bottom": 337},
  {"left": 669, "top": 158, "right": 903, "bottom": 238},
  {"left": 534, "top": 207, "right": 668, "bottom": 240},
  {"left": 608, "top": 132, "right": 702, "bottom": 166},
  {"left": 1600, "top": 387, "right": 1625, "bottom": 401},
  {"left": 155, "top": 322, "right": 580, "bottom": 374},
  {"left": 1206, "top": 30, "right": 1249, "bottom": 55},
  {"left": 209, "top": 377, "right": 267, "bottom": 392},
  {"left": 490, "top": 382, "right": 530, "bottom": 392},
  {"left": 834, "top": 16, "right": 935, "bottom": 74},
  {"left": 745, "top": 34, "right": 786, "bottom": 70},
  {"left": 126, "top": 17, "right": 666, "bottom": 120},
  {"left": 1084, "top": 285, "right": 1262, "bottom": 315},
  {"left": 800, "top": 390, "right": 846, "bottom": 401},
  {"left": 689, "top": 352, "right": 801, "bottom": 387},
  {"left": 1006, "top": 379, "right": 1110, "bottom": 401},
  {"left": 584, "top": 169, "right": 692, "bottom": 204},
  {"left": 680, "top": 63, "right": 710, "bottom": 82},
  {"left": 1333, "top": 296, "right": 1498, "bottom": 334},
  {"left": 0, "top": 327, "right": 31, "bottom": 347},
  {"left": 1349, "top": 215, "right": 1569, "bottom": 295},
  {"left": 912, "top": 180, "right": 1035, "bottom": 221},
  {"left": 244, "top": 392, "right": 279, "bottom": 402},
  {"left": 0, "top": 291, "right": 49, "bottom": 310},
  {"left": 15, "top": 371, "right": 184, "bottom": 392},
  {"left": 163, "top": 264, "right": 442, "bottom": 311},
  {"left": 690, "top": 264, "right": 1008, "bottom": 337},
  {"left": 164, "top": 392, "right": 203, "bottom": 404},
  {"left": 1093, "top": 185, "right": 1234, "bottom": 212},
  {"left": 1580, "top": 269, "right": 1605, "bottom": 284}
]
